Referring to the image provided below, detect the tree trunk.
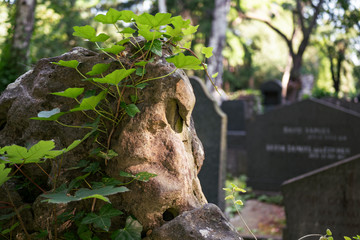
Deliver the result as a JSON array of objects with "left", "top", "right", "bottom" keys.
[
  {"left": 286, "top": 54, "right": 303, "bottom": 102},
  {"left": 0, "top": 0, "right": 36, "bottom": 91},
  {"left": 158, "top": 0, "right": 167, "bottom": 13},
  {"left": 12, "top": 0, "right": 36, "bottom": 71},
  {"left": 206, "top": 0, "right": 230, "bottom": 93}
]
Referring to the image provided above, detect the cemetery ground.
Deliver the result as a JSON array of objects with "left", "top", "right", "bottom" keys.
[{"left": 225, "top": 175, "right": 286, "bottom": 240}]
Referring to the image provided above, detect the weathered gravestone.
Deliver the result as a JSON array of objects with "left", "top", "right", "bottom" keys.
[
  {"left": 247, "top": 99, "right": 360, "bottom": 191},
  {"left": 221, "top": 100, "right": 247, "bottom": 175},
  {"left": 0, "top": 46, "right": 242, "bottom": 239},
  {"left": 282, "top": 154, "right": 360, "bottom": 240},
  {"left": 190, "top": 76, "right": 227, "bottom": 211}
]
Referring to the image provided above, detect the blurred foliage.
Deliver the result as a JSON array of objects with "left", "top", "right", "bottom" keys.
[{"left": 0, "top": 0, "right": 359, "bottom": 96}]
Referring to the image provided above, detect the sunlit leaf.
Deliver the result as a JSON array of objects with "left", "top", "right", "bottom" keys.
[
  {"left": 111, "top": 216, "right": 142, "bottom": 240},
  {"left": 94, "top": 8, "right": 122, "bottom": 24},
  {"left": 235, "top": 200, "right": 244, "bottom": 206},
  {"left": 102, "top": 45, "right": 126, "bottom": 55},
  {"left": 120, "top": 102, "right": 140, "bottom": 117},
  {"left": 212, "top": 72, "right": 219, "bottom": 79},
  {"left": 52, "top": 88, "right": 84, "bottom": 99},
  {"left": 225, "top": 195, "right": 234, "bottom": 200},
  {"left": 73, "top": 25, "right": 96, "bottom": 40},
  {"left": 31, "top": 108, "right": 66, "bottom": 121},
  {"left": 93, "top": 69, "right": 135, "bottom": 85},
  {"left": 138, "top": 25, "right": 163, "bottom": 41},
  {"left": 136, "top": 12, "right": 172, "bottom": 28},
  {"left": 121, "top": 27, "right": 136, "bottom": 34},
  {"left": 144, "top": 39, "right": 162, "bottom": 56},
  {"left": 86, "top": 63, "right": 110, "bottom": 76},
  {"left": 91, "top": 33, "right": 110, "bottom": 42},
  {"left": 182, "top": 25, "right": 199, "bottom": 35},
  {"left": 201, "top": 47, "right": 214, "bottom": 58},
  {"left": 70, "top": 91, "right": 106, "bottom": 111},
  {"left": 119, "top": 10, "right": 136, "bottom": 23},
  {"left": 51, "top": 60, "right": 79, "bottom": 69},
  {"left": 166, "top": 53, "right": 202, "bottom": 70},
  {"left": 134, "top": 61, "right": 147, "bottom": 67}
]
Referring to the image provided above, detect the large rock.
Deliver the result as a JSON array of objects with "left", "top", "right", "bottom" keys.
[
  {"left": 0, "top": 44, "right": 206, "bottom": 233},
  {"left": 145, "top": 203, "right": 242, "bottom": 240}
]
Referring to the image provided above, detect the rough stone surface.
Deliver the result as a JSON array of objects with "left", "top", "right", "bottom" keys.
[
  {"left": 145, "top": 203, "right": 242, "bottom": 240},
  {"left": 0, "top": 44, "right": 207, "bottom": 233}
]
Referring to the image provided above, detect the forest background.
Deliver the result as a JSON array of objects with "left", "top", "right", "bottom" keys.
[{"left": 0, "top": 0, "right": 359, "bottom": 101}]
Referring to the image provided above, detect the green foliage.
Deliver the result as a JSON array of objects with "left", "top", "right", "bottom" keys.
[
  {"left": 111, "top": 216, "right": 142, "bottom": 240},
  {"left": 81, "top": 204, "right": 123, "bottom": 231}
]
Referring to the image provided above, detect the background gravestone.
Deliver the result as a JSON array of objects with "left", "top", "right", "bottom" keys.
[
  {"left": 260, "top": 80, "right": 282, "bottom": 112},
  {"left": 221, "top": 100, "right": 247, "bottom": 176},
  {"left": 190, "top": 76, "right": 227, "bottom": 211},
  {"left": 282, "top": 154, "right": 360, "bottom": 240},
  {"left": 247, "top": 99, "right": 360, "bottom": 191}
]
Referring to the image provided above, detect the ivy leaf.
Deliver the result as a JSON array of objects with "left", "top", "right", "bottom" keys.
[
  {"left": 119, "top": 171, "right": 134, "bottom": 178},
  {"left": 75, "top": 186, "right": 129, "bottom": 200},
  {"left": 3, "top": 140, "right": 57, "bottom": 164},
  {"left": 134, "top": 172, "right": 157, "bottom": 182},
  {"left": 135, "top": 68, "right": 146, "bottom": 76},
  {"left": 166, "top": 53, "right": 202, "bottom": 70},
  {"left": 86, "top": 63, "right": 110, "bottom": 76},
  {"left": 136, "top": 13, "right": 172, "bottom": 28},
  {"left": 201, "top": 47, "right": 213, "bottom": 58},
  {"left": 234, "top": 200, "right": 244, "bottom": 206},
  {"left": 135, "top": 83, "right": 149, "bottom": 89},
  {"left": 71, "top": 91, "right": 106, "bottom": 112},
  {"left": 51, "top": 88, "right": 84, "bottom": 99},
  {"left": 134, "top": 61, "right": 147, "bottom": 67},
  {"left": 98, "top": 149, "right": 118, "bottom": 160},
  {"left": 111, "top": 216, "right": 142, "bottom": 240},
  {"left": 31, "top": 108, "right": 66, "bottom": 121},
  {"left": 212, "top": 72, "right": 219, "bottom": 79},
  {"left": 41, "top": 190, "right": 79, "bottom": 204},
  {"left": 144, "top": 39, "right": 162, "bottom": 57},
  {"left": 51, "top": 60, "right": 79, "bottom": 69},
  {"left": 73, "top": 25, "right": 96, "bottom": 40},
  {"left": 121, "top": 27, "right": 136, "bottom": 34},
  {"left": 117, "top": 39, "right": 130, "bottom": 45},
  {"left": 138, "top": 25, "right": 163, "bottom": 41},
  {"left": 102, "top": 45, "right": 126, "bottom": 55},
  {"left": 120, "top": 103, "right": 140, "bottom": 117},
  {"left": 93, "top": 69, "right": 135, "bottom": 85},
  {"left": 94, "top": 8, "right": 122, "bottom": 24},
  {"left": 118, "top": 10, "right": 136, "bottom": 23},
  {"left": 91, "top": 33, "right": 110, "bottom": 42},
  {"left": 0, "top": 164, "right": 11, "bottom": 187},
  {"left": 81, "top": 204, "right": 123, "bottom": 231},
  {"left": 182, "top": 25, "right": 199, "bottom": 35},
  {"left": 82, "top": 162, "right": 100, "bottom": 174}
]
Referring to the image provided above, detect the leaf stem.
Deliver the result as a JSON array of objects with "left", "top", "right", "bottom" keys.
[
  {"left": 298, "top": 234, "right": 323, "bottom": 240},
  {"left": 138, "top": 68, "right": 177, "bottom": 84}
]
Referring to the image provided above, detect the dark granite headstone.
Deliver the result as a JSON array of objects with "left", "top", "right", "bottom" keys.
[
  {"left": 282, "top": 154, "right": 360, "bottom": 240},
  {"left": 221, "top": 100, "right": 247, "bottom": 176},
  {"left": 247, "top": 99, "right": 360, "bottom": 191},
  {"left": 190, "top": 76, "right": 227, "bottom": 211},
  {"left": 260, "top": 80, "right": 282, "bottom": 111}
]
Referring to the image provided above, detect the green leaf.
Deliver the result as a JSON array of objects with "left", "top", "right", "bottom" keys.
[
  {"left": 51, "top": 60, "right": 79, "bottom": 69},
  {"left": 91, "top": 33, "right": 110, "bottom": 42},
  {"left": 93, "top": 69, "right": 135, "bottom": 85},
  {"left": 212, "top": 72, "right": 219, "bottom": 79},
  {"left": 344, "top": 237, "right": 352, "bottom": 240},
  {"left": 4, "top": 140, "right": 57, "bottom": 164},
  {"left": 31, "top": 108, "right": 66, "bottom": 121},
  {"left": 118, "top": 10, "right": 136, "bottom": 23},
  {"left": 135, "top": 83, "right": 149, "bottom": 89},
  {"left": 81, "top": 204, "right": 123, "bottom": 231},
  {"left": 138, "top": 25, "right": 163, "bottom": 41},
  {"left": 71, "top": 91, "right": 106, "bottom": 112},
  {"left": 98, "top": 149, "right": 118, "bottom": 160},
  {"left": 52, "top": 88, "right": 84, "bottom": 99},
  {"left": 328, "top": 237, "right": 333, "bottom": 240},
  {"left": 121, "top": 27, "right": 136, "bottom": 34},
  {"left": 0, "top": 164, "right": 11, "bottom": 187},
  {"left": 222, "top": 188, "right": 232, "bottom": 192},
  {"left": 0, "top": 211, "right": 16, "bottom": 221},
  {"left": 326, "top": 229, "right": 332, "bottom": 236},
  {"left": 234, "top": 200, "right": 244, "bottom": 206},
  {"left": 136, "top": 12, "right": 172, "bottom": 28},
  {"left": 41, "top": 190, "right": 79, "bottom": 204},
  {"left": 234, "top": 187, "right": 246, "bottom": 193},
  {"left": 166, "top": 53, "right": 202, "bottom": 70},
  {"left": 111, "top": 216, "right": 142, "bottom": 240},
  {"left": 94, "top": 8, "right": 122, "bottom": 24},
  {"left": 1, "top": 222, "right": 19, "bottom": 235},
  {"left": 82, "top": 162, "right": 100, "bottom": 173},
  {"left": 76, "top": 186, "right": 129, "bottom": 199},
  {"left": 182, "top": 25, "right": 199, "bottom": 35},
  {"left": 102, "top": 45, "right": 126, "bottom": 55},
  {"left": 121, "top": 103, "right": 140, "bottom": 117},
  {"left": 134, "top": 61, "right": 147, "bottom": 67},
  {"left": 144, "top": 39, "right": 162, "bottom": 56},
  {"left": 35, "top": 230, "right": 48, "bottom": 239},
  {"left": 135, "top": 67, "right": 146, "bottom": 77},
  {"left": 201, "top": 47, "right": 213, "bottom": 58},
  {"left": 73, "top": 25, "right": 96, "bottom": 40},
  {"left": 117, "top": 39, "right": 130, "bottom": 45},
  {"left": 225, "top": 195, "right": 234, "bottom": 200},
  {"left": 135, "top": 172, "right": 157, "bottom": 182},
  {"left": 86, "top": 63, "right": 110, "bottom": 76}
]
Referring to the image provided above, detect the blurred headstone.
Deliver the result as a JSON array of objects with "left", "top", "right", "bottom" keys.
[
  {"left": 190, "top": 76, "right": 227, "bottom": 211},
  {"left": 247, "top": 99, "right": 360, "bottom": 191},
  {"left": 260, "top": 80, "right": 282, "bottom": 112},
  {"left": 282, "top": 154, "right": 360, "bottom": 240}
]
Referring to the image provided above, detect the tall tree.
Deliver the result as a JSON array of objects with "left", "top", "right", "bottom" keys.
[
  {"left": 239, "top": 0, "right": 325, "bottom": 102},
  {"left": 0, "top": 0, "right": 36, "bottom": 91},
  {"left": 206, "top": 0, "right": 231, "bottom": 92}
]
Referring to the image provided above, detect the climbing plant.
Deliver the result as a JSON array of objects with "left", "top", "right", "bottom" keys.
[{"left": 0, "top": 9, "right": 216, "bottom": 240}]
